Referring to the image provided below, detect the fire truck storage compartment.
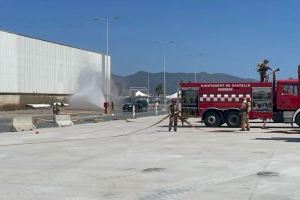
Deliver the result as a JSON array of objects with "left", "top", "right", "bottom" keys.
[
  {"left": 252, "top": 87, "right": 272, "bottom": 112},
  {"left": 181, "top": 89, "right": 198, "bottom": 117}
]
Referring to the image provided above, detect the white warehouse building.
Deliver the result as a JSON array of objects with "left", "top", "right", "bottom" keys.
[{"left": 0, "top": 30, "right": 110, "bottom": 106}]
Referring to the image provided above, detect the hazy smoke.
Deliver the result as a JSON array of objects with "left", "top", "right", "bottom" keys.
[
  {"left": 110, "top": 80, "right": 126, "bottom": 98},
  {"left": 70, "top": 67, "right": 105, "bottom": 109}
]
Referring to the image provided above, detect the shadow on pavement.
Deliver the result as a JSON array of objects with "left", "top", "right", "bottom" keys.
[
  {"left": 266, "top": 129, "right": 300, "bottom": 134},
  {"left": 207, "top": 130, "right": 237, "bottom": 133},
  {"left": 158, "top": 125, "right": 238, "bottom": 133},
  {"left": 289, "top": 129, "right": 300, "bottom": 134},
  {"left": 159, "top": 124, "right": 293, "bottom": 129},
  {"left": 250, "top": 125, "right": 292, "bottom": 129},
  {"left": 158, "top": 125, "right": 203, "bottom": 128},
  {"left": 157, "top": 130, "right": 172, "bottom": 133},
  {"left": 255, "top": 137, "right": 300, "bottom": 143}
]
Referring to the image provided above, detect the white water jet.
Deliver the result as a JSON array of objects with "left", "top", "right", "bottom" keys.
[{"left": 70, "top": 68, "right": 105, "bottom": 109}]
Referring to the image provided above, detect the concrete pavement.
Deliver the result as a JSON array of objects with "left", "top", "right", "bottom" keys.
[{"left": 0, "top": 116, "right": 300, "bottom": 200}]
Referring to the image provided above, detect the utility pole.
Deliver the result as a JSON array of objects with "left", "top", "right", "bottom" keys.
[
  {"left": 187, "top": 53, "right": 203, "bottom": 82},
  {"left": 93, "top": 16, "right": 119, "bottom": 103},
  {"left": 147, "top": 71, "right": 150, "bottom": 96},
  {"left": 154, "top": 41, "right": 174, "bottom": 110}
]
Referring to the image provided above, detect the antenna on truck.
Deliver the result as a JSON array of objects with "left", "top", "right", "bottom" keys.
[
  {"left": 272, "top": 68, "right": 280, "bottom": 86},
  {"left": 271, "top": 68, "right": 280, "bottom": 111},
  {"left": 298, "top": 65, "right": 300, "bottom": 80}
]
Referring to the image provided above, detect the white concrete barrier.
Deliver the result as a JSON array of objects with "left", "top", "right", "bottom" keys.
[
  {"left": 11, "top": 117, "right": 36, "bottom": 132},
  {"left": 54, "top": 115, "right": 73, "bottom": 127}
]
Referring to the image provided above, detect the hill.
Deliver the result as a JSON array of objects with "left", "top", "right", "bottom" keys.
[{"left": 112, "top": 71, "right": 256, "bottom": 96}]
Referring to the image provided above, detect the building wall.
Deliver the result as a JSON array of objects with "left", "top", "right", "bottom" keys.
[
  {"left": 0, "top": 30, "right": 110, "bottom": 97},
  {"left": 0, "top": 95, "right": 20, "bottom": 106},
  {"left": 0, "top": 94, "right": 68, "bottom": 106}
]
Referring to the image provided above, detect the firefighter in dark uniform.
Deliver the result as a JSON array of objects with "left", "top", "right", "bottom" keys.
[
  {"left": 52, "top": 103, "right": 60, "bottom": 121},
  {"left": 111, "top": 101, "right": 114, "bottom": 113},
  {"left": 257, "top": 59, "right": 271, "bottom": 82},
  {"left": 104, "top": 101, "right": 109, "bottom": 114},
  {"left": 169, "top": 101, "right": 179, "bottom": 132},
  {"left": 52, "top": 103, "right": 60, "bottom": 115}
]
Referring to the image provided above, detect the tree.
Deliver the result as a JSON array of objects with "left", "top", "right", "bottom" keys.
[{"left": 155, "top": 84, "right": 163, "bottom": 97}]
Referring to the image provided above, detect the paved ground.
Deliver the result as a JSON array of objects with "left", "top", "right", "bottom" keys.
[{"left": 0, "top": 116, "right": 300, "bottom": 200}]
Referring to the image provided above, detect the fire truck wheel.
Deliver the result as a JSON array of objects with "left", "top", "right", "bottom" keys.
[
  {"left": 295, "top": 113, "right": 300, "bottom": 127},
  {"left": 226, "top": 111, "right": 240, "bottom": 128},
  {"left": 204, "top": 111, "right": 221, "bottom": 127}
]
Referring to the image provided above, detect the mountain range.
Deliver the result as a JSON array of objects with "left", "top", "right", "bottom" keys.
[{"left": 112, "top": 71, "right": 256, "bottom": 96}]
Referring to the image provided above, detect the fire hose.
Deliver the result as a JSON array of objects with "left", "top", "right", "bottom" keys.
[{"left": 144, "top": 114, "right": 208, "bottom": 132}]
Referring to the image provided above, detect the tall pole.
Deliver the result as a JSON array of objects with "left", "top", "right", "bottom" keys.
[
  {"left": 154, "top": 41, "right": 174, "bottom": 111},
  {"left": 188, "top": 53, "right": 203, "bottom": 82},
  {"left": 147, "top": 71, "right": 150, "bottom": 96},
  {"left": 163, "top": 50, "right": 166, "bottom": 110},
  {"left": 93, "top": 17, "right": 119, "bottom": 103},
  {"left": 105, "top": 19, "right": 108, "bottom": 102},
  {"left": 106, "top": 19, "right": 108, "bottom": 55}
]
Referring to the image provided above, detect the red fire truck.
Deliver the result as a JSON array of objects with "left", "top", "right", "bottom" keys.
[{"left": 179, "top": 66, "right": 300, "bottom": 127}]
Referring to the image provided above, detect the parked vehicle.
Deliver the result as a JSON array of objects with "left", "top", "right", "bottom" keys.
[
  {"left": 123, "top": 102, "right": 142, "bottom": 111},
  {"left": 135, "top": 100, "right": 148, "bottom": 111},
  {"left": 122, "top": 100, "right": 148, "bottom": 112}
]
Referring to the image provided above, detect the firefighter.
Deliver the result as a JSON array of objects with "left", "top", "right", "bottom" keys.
[
  {"left": 155, "top": 101, "right": 159, "bottom": 115},
  {"left": 169, "top": 101, "right": 179, "bottom": 132},
  {"left": 246, "top": 100, "right": 251, "bottom": 130},
  {"left": 240, "top": 99, "right": 250, "bottom": 131},
  {"left": 261, "top": 118, "right": 267, "bottom": 129},
  {"left": 52, "top": 103, "right": 60, "bottom": 115},
  {"left": 52, "top": 103, "right": 60, "bottom": 121},
  {"left": 257, "top": 59, "right": 271, "bottom": 82},
  {"left": 177, "top": 101, "right": 185, "bottom": 126},
  {"left": 111, "top": 101, "right": 114, "bottom": 114},
  {"left": 132, "top": 104, "right": 136, "bottom": 118},
  {"left": 104, "top": 101, "right": 108, "bottom": 114}
]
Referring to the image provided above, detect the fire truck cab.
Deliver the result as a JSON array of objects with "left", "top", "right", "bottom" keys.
[
  {"left": 179, "top": 66, "right": 300, "bottom": 127},
  {"left": 273, "top": 79, "right": 300, "bottom": 124}
]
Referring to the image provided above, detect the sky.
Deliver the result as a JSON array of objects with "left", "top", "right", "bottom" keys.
[{"left": 1, "top": 0, "right": 300, "bottom": 79}]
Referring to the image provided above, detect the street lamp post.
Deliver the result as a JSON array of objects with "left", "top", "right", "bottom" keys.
[
  {"left": 163, "top": 50, "right": 166, "bottom": 109},
  {"left": 187, "top": 53, "right": 203, "bottom": 83},
  {"left": 146, "top": 64, "right": 150, "bottom": 96},
  {"left": 93, "top": 17, "right": 119, "bottom": 104},
  {"left": 148, "top": 71, "right": 150, "bottom": 96},
  {"left": 155, "top": 41, "right": 174, "bottom": 110}
]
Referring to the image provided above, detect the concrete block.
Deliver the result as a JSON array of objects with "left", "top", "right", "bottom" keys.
[
  {"left": 10, "top": 117, "right": 36, "bottom": 132},
  {"left": 54, "top": 115, "right": 73, "bottom": 127}
]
